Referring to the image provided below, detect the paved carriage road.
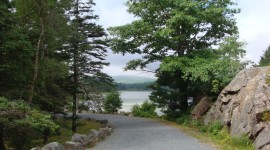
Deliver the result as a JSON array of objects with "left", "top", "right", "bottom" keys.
[{"left": 79, "top": 113, "right": 215, "bottom": 150}]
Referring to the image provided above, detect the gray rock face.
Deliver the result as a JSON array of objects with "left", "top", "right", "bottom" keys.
[
  {"left": 71, "top": 133, "right": 89, "bottom": 146},
  {"left": 192, "top": 97, "right": 212, "bottom": 119},
  {"left": 64, "top": 141, "right": 83, "bottom": 150},
  {"left": 100, "top": 127, "right": 110, "bottom": 138},
  {"left": 88, "top": 129, "right": 99, "bottom": 144},
  {"left": 42, "top": 142, "right": 64, "bottom": 150},
  {"left": 204, "top": 67, "right": 270, "bottom": 150}
]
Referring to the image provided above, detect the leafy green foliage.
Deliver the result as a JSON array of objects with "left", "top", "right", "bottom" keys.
[
  {"left": 161, "top": 37, "right": 248, "bottom": 93},
  {"left": 149, "top": 71, "right": 189, "bottom": 118},
  {"left": 131, "top": 101, "right": 157, "bottom": 118},
  {"left": 109, "top": 0, "right": 241, "bottom": 117},
  {"left": 259, "top": 45, "right": 270, "bottom": 66},
  {"left": 0, "top": 97, "right": 59, "bottom": 149},
  {"left": 231, "top": 134, "right": 254, "bottom": 149},
  {"left": 104, "top": 92, "right": 123, "bottom": 113},
  {"left": 109, "top": 0, "right": 239, "bottom": 68}
]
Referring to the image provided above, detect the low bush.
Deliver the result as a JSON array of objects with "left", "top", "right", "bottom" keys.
[
  {"left": 262, "top": 110, "right": 270, "bottom": 121},
  {"left": 131, "top": 101, "right": 157, "bottom": 118},
  {"left": 174, "top": 114, "right": 254, "bottom": 150},
  {"left": 176, "top": 115, "right": 190, "bottom": 125},
  {"left": 231, "top": 134, "right": 253, "bottom": 148},
  {"left": 104, "top": 91, "right": 122, "bottom": 113}
]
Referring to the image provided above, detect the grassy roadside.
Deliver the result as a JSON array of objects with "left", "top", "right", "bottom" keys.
[
  {"left": 157, "top": 119, "right": 254, "bottom": 150},
  {"left": 32, "top": 118, "right": 101, "bottom": 148}
]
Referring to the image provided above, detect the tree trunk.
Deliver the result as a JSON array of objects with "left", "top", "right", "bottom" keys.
[
  {"left": 72, "top": 0, "right": 80, "bottom": 132},
  {"left": 29, "top": 11, "right": 45, "bottom": 104},
  {"left": 72, "top": 93, "right": 77, "bottom": 132},
  {"left": 0, "top": 124, "right": 5, "bottom": 150},
  {"left": 72, "top": 42, "right": 79, "bottom": 132}
]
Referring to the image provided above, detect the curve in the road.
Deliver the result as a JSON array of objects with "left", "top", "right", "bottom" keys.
[{"left": 80, "top": 113, "right": 215, "bottom": 150}]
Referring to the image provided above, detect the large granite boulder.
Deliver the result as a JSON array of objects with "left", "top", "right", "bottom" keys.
[
  {"left": 71, "top": 133, "right": 89, "bottom": 146},
  {"left": 204, "top": 67, "right": 270, "bottom": 150},
  {"left": 88, "top": 129, "right": 99, "bottom": 145},
  {"left": 192, "top": 96, "right": 212, "bottom": 119},
  {"left": 64, "top": 141, "right": 83, "bottom": 150},
  {"left": 42, "top": 142, "right": 64, "bottom": 150},
  {"left": 99, "top": 127, "right": 110, "bottom": 138}
]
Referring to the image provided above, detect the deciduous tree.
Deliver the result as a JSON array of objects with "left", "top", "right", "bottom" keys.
[{"left": 109, "top": 0, "right": 240, "bottom": 116}]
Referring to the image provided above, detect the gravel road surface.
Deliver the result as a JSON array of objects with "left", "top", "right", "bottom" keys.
[{"left": 79, "top": 113, "right": 215, "bottom": 150}]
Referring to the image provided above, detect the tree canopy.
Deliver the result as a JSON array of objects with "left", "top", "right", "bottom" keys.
[
  {"left": 109, "top": 0, "right": 244, "bottom": 117},
  {"left": 109, "top": 0, "right": 239, "bottom": 70}
]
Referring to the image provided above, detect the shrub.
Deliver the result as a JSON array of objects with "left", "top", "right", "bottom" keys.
[
  {"left": 262, "top": 110, "right": 270, "bottom": 121},
  {"left": 103, "top": 92, "right": 122, "bottom": 113},
  {"left": 131, "top": 101, "right": 157, "bottom": 118},
  {"left": 0, "top": 97, "right": 59, "bottom": 149},
  {"left": 207, "top": 121, "right": 223, "bottom": 135},
  {"left": 231, "top": 134, "right": 253, "bottom": 148},
  {"left": 176, "top": 115, "right": 190, "bottom": 125}
]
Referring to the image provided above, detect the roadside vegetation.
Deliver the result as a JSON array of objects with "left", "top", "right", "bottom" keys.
[
  {"left": 175, "top": 116, "right": 254, "bottom": 150},
  {"left": 131, "top": 101, "right": 157, "bottom": 118},
  {"left": 0, "top": 97, "right": 101, "bottom": 149},
  {"left": 32, "top": 118, "right": 101, "bottom": 148},
  {"left": 104, "top": 91, "right": 123, "bottom": 113}
]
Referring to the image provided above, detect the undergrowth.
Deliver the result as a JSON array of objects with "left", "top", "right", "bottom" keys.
[
  {"left": 131, "top": 101, "right": 158, "bottom": 118},
  {"left": 31, "top": 118, "right": 101, "bottom": 148},
  {"left": 176, "top": 115, "right": 254, "bottom": 150},
  {"left": 262, "top": 110, "right": 270, "bottom": 121}
]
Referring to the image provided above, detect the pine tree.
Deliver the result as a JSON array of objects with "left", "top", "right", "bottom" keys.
[
  {"left": 0, "top": 0, "right": 34, "bottom": 99},
  {"left": 65, "top": 0, "right": 111, "bottom": 132},
  {"left": 259, "top": 45, "right": 270, "bottom": 66},
  {"left": 14, "top": 0, "right": 73, "bottom": 115}
]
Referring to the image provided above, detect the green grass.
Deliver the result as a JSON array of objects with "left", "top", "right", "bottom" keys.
[
  {"left": 31, "top": 118, "right": 101, "bottom": 148},
  {"left": 174, "top": 116, "right": 255, "bottom": 150}
]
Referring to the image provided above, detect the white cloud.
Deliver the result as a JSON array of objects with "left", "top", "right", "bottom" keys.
[
  {"left": 236, "top": 0, "right": 270, "bottom": 63},
  {"left": 94, "top": 0, "right": 135, "bottom": 29}
]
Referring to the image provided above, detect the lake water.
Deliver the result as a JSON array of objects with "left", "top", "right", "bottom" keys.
[
  {"left": 119, "top": 91, "right": 162, "bottom": 115},
  {"left": 119, "top": 91, "right": 151, "bottom": 112}
]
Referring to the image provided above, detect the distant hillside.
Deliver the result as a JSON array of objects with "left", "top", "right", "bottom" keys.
[{"left": 112, "top": 75, "right": 156, "bottom": 84}]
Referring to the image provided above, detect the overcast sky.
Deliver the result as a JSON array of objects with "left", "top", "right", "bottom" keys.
[{"left": 93, "top": 0, "right": 270, "bottom": 78}]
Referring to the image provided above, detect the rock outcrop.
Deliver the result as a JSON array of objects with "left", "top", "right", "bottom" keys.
[
  {"left": 204, "top": 67, "right": 270, "bottom": 150},
  {"left": 42, "top": 142, "right": 64, "bottom": 150},
  {"left": 64, "top": 141, "right": 83, "bottom": 150},
  {"left": 192, "top": 96, "right": 212, "bottom": 119}
]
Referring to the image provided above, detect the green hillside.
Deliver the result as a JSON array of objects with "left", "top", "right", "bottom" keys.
[{"left": 112, "top": 75, "right": 156, "bottom": 84}]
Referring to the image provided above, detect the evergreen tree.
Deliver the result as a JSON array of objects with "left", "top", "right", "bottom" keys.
[
  {"left": 65, "top": 0, "right": 111, "bottom": 132},
  {"left": 259, "top": 45, "right": 270, "bottom": 66},
  {"left": 14, "top": 0, "right": 72, "bottom": 114},
  {"left": 0, "top": 0, "right": 34, "bottom": 99}
]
